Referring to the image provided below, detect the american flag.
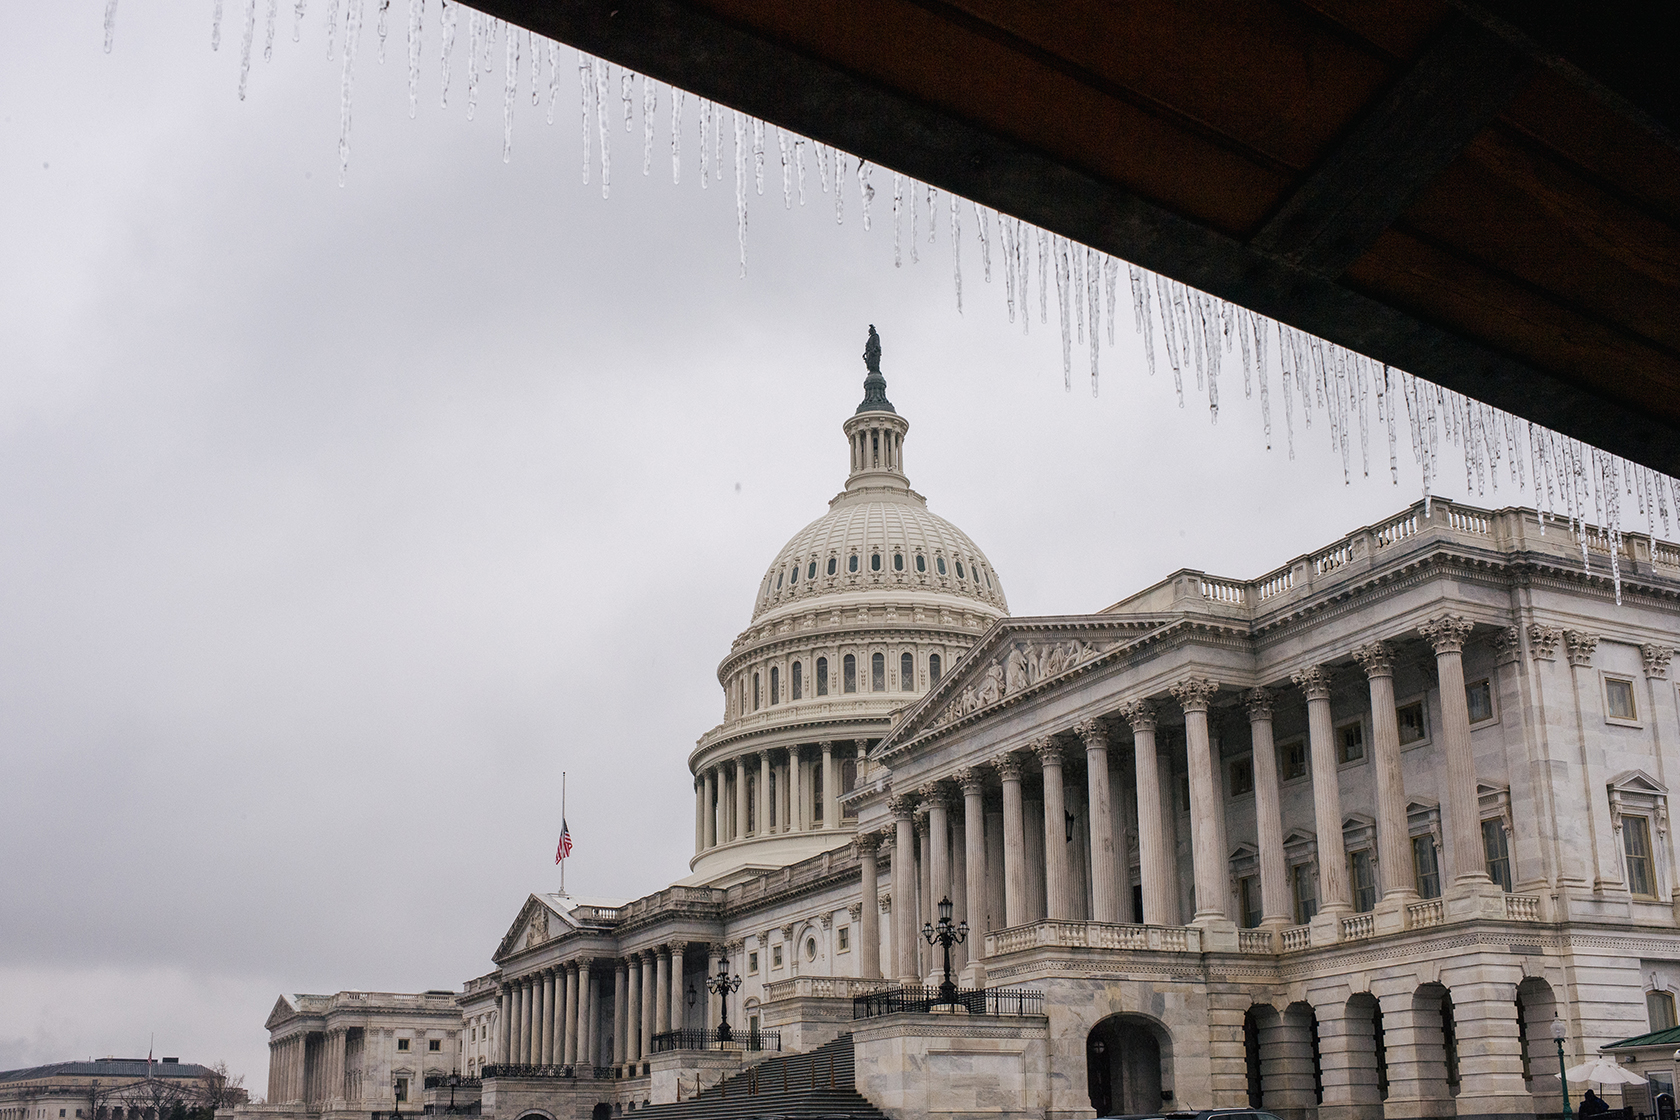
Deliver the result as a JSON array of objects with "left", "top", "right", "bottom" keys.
[{"left": 555, "top": 819, "right": 573, "bottom": 863}]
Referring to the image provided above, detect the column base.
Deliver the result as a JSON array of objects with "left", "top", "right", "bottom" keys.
[
  {"left": 1445, "top": 876, "right": 1507, "bottom": 921},
  {"left": 1309, "top": 905, "right": 1351, "bottom": 947},
  {"left": 1373, "top": 891, "right": 1417, "bottom": 934},
  {"left": 958, "top": 960, "right": 988, "bottom": 989},
  {"left": 1192, "top": 914, "right": 1239, "bottom": 951}
]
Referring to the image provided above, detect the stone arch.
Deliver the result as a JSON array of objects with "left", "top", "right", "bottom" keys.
[
  {"left": 1257, "top": 1001, "right": 1321, "bottom": 1115},
  {"left": 1086, "top": 1012, "right": 1173, "bottom": 1117},
  {"left": 1410, "top": 982, "right": 1456, "bottom": 1108},
  {"left": 1517, "top": 975, "right": 1563, "bottom": 1114},
  {"left": 516, "top": 1110, "right": 557, "bottom": 1120},
  {"left": 1342, "top": 991, "right": 1386, "bottom": 1108},
  {"left": 590, "top": 1104, "right": 611, "bottom": 1120}
]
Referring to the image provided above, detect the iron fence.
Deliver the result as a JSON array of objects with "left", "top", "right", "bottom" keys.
[
  {"left": 852, "top": 985, "right": 1044, "bottom": 1019},
  {"left": 421, "top": 1077, "right": 480, "bottom": 1090},
  {"left": 477, "top": 1064, "right": 574, "bottom": 1079},
  {"left": 649, "top": 1028, "right": 781, "bottom": 1053}
]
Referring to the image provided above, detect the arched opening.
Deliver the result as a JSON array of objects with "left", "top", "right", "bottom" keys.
[
  {"left": 1243, "top": 1007, "right": 1264, "bottom": 1107},
  {"left": 1344, "top": 991, "right": 1386, "bottom": 1108},
  {"left": 1411, "top": 982, "right": 1456, "bottom": 1109},
  {"left": 1518, "top": 976, "right": 1563, "bottom": 1114},
  {"left": 1086, "top": 1014, "right": 1172, "bottom": 1117},
  {"left": 591, "top": 1104, "right": 611, "bottom": 1120}
]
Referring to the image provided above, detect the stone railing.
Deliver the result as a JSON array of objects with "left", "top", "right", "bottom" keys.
[
  {"left": 1341, "top": 913, "right": 1375, "bottom": 941},
  {"left": 985, "top": 919, "right": 1201, "bottom": 956},
  {"left": 1447, "top": 508, "right": 1492, "bottom": 534},
  {"left": 1256, "top": 568, "right": 1294, "bottom": 600},
  {"left": 1505, "top": 894, "right": 1541, "bottom": 921},
  {"left": 1313, "top": 541, "right": 1355, "bottom": 575},
  {"left": 1374, "top": 512, "right": 1418, "bottom": 547},
  {"left": 1199, "top": 577, "right": 1246, "bottom": 605},
  {"left": 1279, "top": 926, "right": 1312, "bottom": 952},
  {"left": 1237, "top": 929, "right": 1275, "bottom": 954},
  {"left": 1408, "top": 899, "right": 1444, "bottom": 928},
  {"left": 763, "top": 976, "right": 893, "bottom": 1002}
]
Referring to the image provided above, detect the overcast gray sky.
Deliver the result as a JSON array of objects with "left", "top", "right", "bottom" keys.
[{"left": 2, "top": 3, "right": 1484, "bottom": 1088}]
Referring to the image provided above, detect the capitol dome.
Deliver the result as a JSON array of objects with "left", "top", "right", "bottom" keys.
[{"left": 686, "top": 328, "right": 1010, "bottom": 886}]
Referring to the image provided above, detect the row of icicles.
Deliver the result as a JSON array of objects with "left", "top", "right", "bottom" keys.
[{"left": 102, "top": 0, "right": 1680, "bottom": 604}]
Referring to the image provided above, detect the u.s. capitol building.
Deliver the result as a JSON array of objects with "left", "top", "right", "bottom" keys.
[{"left": 245, "top": 337, "right": 1680, "bottom": 1120}]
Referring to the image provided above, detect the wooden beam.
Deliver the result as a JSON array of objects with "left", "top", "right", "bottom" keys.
[{"left": 1247, "top": 16, "right": 1535, "bottom": 279}]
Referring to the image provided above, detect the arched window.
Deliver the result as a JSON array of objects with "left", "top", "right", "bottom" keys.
[
  {"left": 777, "top": 570, "right": 784, "bottom": 588},
  {"left": 901, "top": 652, "right": 914, "bottom": 691},
  {"left": 808, "top": 561, "right": 817, "bottom": 579},
  {"left": 770, "top": 666, "right": 780, "bottom": 705},
  {"left": 848, "top": 554, "right": 859, "bottom": 573},
  {"left": 792, "top": 660, "right": 803, "bottom": 700},
  {"left": 870, "top": 552, "right": 882, "bottom": 571},
  {"left": 893, "top": 552, "right": 904, "bottom": 571},
  {"left": 843, "top": 654, "right": 857, "bottom": 693},
  {"left": 753, "top": 673, "right": 761, "bottom": 710},
  {"left": 915, "top": 553, "right": 926, "bottom": 572},
  {"left": 827, "top": 557, "right": 837, "bottom": 576},
  {"left": 929, "top": 653, "right": 942, "bottom": 685},
  {"left": 790, "top": 565, "right": 798, "bottom": 584},
  {"left": 817, "top": 657, "right": 829, "bottom": 696},
  {"left": 956, "top": 560, "right": 966, "bottom": 579},
  {"left": 936, "top": 556, "right": 947, "bottom": 575},
  {"left": 871, "top": 652, "right": 886, "bottom": 691}
]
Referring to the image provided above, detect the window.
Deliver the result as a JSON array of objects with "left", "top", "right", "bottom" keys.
[
  {"left": 1238, "top": 876, "right": 1261, "bottom": 929},
  {"left": 817, "top": 657, "right": 829, "bottom": 696},
  {"left": 1466, "top": 678, "right": 1495, "bottom": 724},
  {"left": 806, "top": 937, "right": 818, "bottom": 960},
  {"left": 1279, "top": 740, "right": 1308, "bottom": 782},
  {"left": 843, "top": 654, "right": 857, "bottom": 693},
  {"left": 1292, "top": 864, "right": 1318, "bottom": 924},
  {"left": 893, "top": 552, "right": 904, "bottom": 571},
  {"left": 397, "top": 1038, "right": 410, "bottom": 1051},
  {"left": 871, "top": 552, "right": 882, "bottom": 571},
  {"left": 837, "top": 926, "right": 850, "bottom": 952},
  {"left": 1606, "top": 676, "right": 1638, "bottom": 722},
  {"left": 748, "top": 951, "right": 759, "bottom": 974},
  {"left": 872, "top": 652, "right": 886, "bottom": 691},
  {"left": 901, "top": 653, "right": 914, "bottom": 691},
  {"left": 1229, "top": 757, "right": 1254, "bottom": 798},
  {"left": 429, "top": 1039, "right": 441, "bottom": 1052},
  {"left": 915, "top": 554, "right": 926, "bottom": 573},
  {"left": 808, "top": 561, "right": 816, "bottom": 580},
  {"left": 1650, "top": 990, "right": 1678, "bottom": 1032},
  {"left": 1624, "top": 814, "right": 1656, "bottom": 896},
  {"left": 813, "top": 764, "right": 824, "bottom": 822},
  {"left": 772, "top": 945, "right": 783, "bottom": 968},
  {"left": 1482, "top": 819, "right": 1513, "bottom": 892},
  {"left": 827, "top": 557, "right": 837, "bottom": 576},
  {"left": 792, "top": 661, "right": 803, "bottom": 700},
  {"left": 770, "top": 666, "right": 780, "bottom": 705},
  {"left": 753, "top": 672, "right": 761, "bottom": 710},
  {"left": 1397, "top": 701, "right": 1427, "bottom": 745},
  {"left": 789, "top": 564, "right": 797, "bottom": 585},
  {"left": 470, "top": 1027, "right": 477, "bottom": 1041},
  {"left": 929, "top": 654, "right": 942, "bottom": 684},
  {"left": 394, "top": 1080, "right": 408, "bottom": 1103},
  {"left": 1350, "top": 850, "right": 1377, "bottom": 912},
  {"left": 936, "top": 556, "right": 947, "bottom": 575},
  {"left": 1413, "top": 836, "right": 1441, "bottom": 898},
  {"left": 1337, "top": 720, "right": 1365, "bottom": 765},
  {"left": 848, "top": 554, "right": 859, "bottom": 573},
  {"left": 956, "top": 561, "right": 967, "bottom": 578},
  {"left": 776, "top": 570, "right": 783, "bottom": 589}
]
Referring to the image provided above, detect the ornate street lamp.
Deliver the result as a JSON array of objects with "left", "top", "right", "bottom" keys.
[
  {"left": 705, "top": 953, "right": 743, "bottom": 1042},
  {"left": 1553, "top": 1016, "right": 1574, "bottom": 1119},
  {"left": 921, "top": 895, "right": 969, "bottom": 1005}
]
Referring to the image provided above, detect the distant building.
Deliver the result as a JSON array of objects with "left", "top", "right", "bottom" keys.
[{"left": 0, "top": 1058, "right": 237, "bottom": 1120}]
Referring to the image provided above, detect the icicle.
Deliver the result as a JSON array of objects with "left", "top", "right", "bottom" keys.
[
  {"left": 376, "top": 0, "right": 389, "bottom": 62},
  {"left": 104, "top": 0, "right": 119, "bottom": 52},
  {"left": 816, "top": 144, "right": 830, "bottom": 194},
  {"left": 594, "top": 57, "right": 611, "bottom": 196},
  {"left": 1038, "top": 229, "right": 1049, "bottom": 325},
  {"left": 927, "top": 186, "right": 937, "bottom": 244},
  {"left": 1072, "top": 248, "right": 1086, "bottom": 345},
  {"left": 670, "top": 88, "right": 683, "bottom": 184},
  {"left": 546, "top": 40, "right": 559, "bottom": 124},
  {"left": 1017, "top": 220, "right": 1029, "bottom": 333},
  {"left": 950, "top": 194, "right": 963, "bottom": 314},
  {"left": 698, "top": 99, "right": 710, "bottom": 189},
  {"left": 1238, "top": 306, "right": 1254, "bottom": 399},
  {"left": 1055, "top": 238, "right": 1073, "bottom": 389},
  {"left": 734, "top": 111, "right": 748, "bottom": 276},
  {"left": 405, "top": 0, "right": 422, "bottom": 115},
  {"left": 1382, "top": 365, "right": 1398, "bottom": 483},
  {"left": 294, "top": 0, "right": 307, "bottom": 43},
  {"left": 1087, "top": 248, "right": 1101, "bottom": 396},
  {"left": 265, "top": 0, "right": 279, "bottom": 61},
  {"left": 858, "top": 160, "right": 874, "bottom": 231},
  {"left": 464, "top": 10, "right": 480, "bottom": 119},
  {"left": 642, "top": 75, "right": 656, "bottom": 175},
  {"left": 1255, "top": 316, "right": 1272, "bottom": 449},
  {"left": 502, "top": 31, "right": 516, "bottom": 162},
  {"left": 834, "top": 151, "right": 847, "bottom": 225},
  {"left": 909, "top": 180, "right": 919, "bottom": 264},
  {"left": 1104, "top": 256, "right": 1119, "bottom": 347},
  {"left": 438, "top": 0, "right": 455, "bottom": 107},
  {"left": 336, "top": 0, "right": 363, "bottom": 185},
  {"left": 213, "top": 0, "right": 226, "bottom": 50},
  {"left": 1000, "top": 218, "right": 1016, "bottom": 321},
  {"left": 1279, "top": 326, "right": 1297, "bottom": 458},
  {"left": 779, "top": 130, "right": 791, "bottom": 207},
  {"left": 576, "top": 52, "right": 592, "bottom": 184},
  {"left": 752, "top": 118, "right": 764, "bottom": 195},
  {"left": 892, "top": 174, "right": 904, "bottom": 267},
  {"left": 238, "top": 0, "right": 257, "bottom": 100},
  {"left": 622, "top": 69, "right": 634, "bottom": 132},
  {"left": 714, "top": 102, "right": 723, "bottom": 184},
  {"left": 795, "top": 139, "right": 807, "bottom": 205},
  {"left": 974, "top": 203, "right": 992, "bottom": 283},
  {"left": 529, "top": 29, "right": 539, "bottom": 108}
]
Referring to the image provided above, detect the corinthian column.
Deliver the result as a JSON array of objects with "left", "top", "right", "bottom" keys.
[
  {"left": 1033, "top": 738, "right": 1074, "bottom": 920},
  {"left": 856, "top": 832, "right": 882, "bottom": 978},
  {"left": 759, "top": 751, "right": 772, "bottom": 836},
  {"left": 668, "top": 943, "right": 686, "bottom": 1035},
  {"left": 563, "top": 962, "right": 579, "bottom": 1067},
  {"left": 639, "top": 952, "right": 655, "bottom": 1057},
  {"left": 957, "top": 768, "right": 989, "bottom": 934},
  {"left": 822, "top": 741, "right": 839, "bottom": 828},
  {"left": 996, "top": 753, "right": 1029, "bottom": 926},
  {"left": 1354, "top": 641, "right": 1416, "bottom": 915},
  {"left": 1121, "top": 700, "right": 1174, "bottom": 925},
  {"left": 1246, "top": 689, "right": 1291, "bottom": 929},
  {"left": 625, "top": 954, "right": 642, "bottom": 1065},
  {"left": 653, "top": 949, "right": 670, "bottom": 1035},
  {"left": 1293, "top": 665, "right": 1350, "bottom": 925},
  {"left": 924, "top": 786, "right": 953, "bottom": 910},
  {"left": 1171, "top": 677, "right": 1230, "bottom": 929},
  {"left": 703, "top": 769, "right": 718, "bottom": 848},
  {"left": 734, "top": 757, "right": 749, "bottom": 841},
  {"left": 890, "top": 792, "right": 919, "bottom": 981},
  {"left": 1075, "top": 720, "right": 1120, "bottom": 923},
  {"left": 1421, "top": 616, "right": 1496, "bottom": 901}
]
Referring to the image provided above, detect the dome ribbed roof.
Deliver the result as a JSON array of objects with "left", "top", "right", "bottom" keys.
[{"left": 751, "top": 491, "right": 1008, "bottom": 622}]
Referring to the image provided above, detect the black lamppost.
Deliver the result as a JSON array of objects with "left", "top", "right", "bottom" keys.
[
  {"left": 921, "top": 895, "right": 969, "bottom": 1004},
  {"left": 705, "top": 954, "right": 742, "bottom": 1042},
  {"left": 1553, "top": 1016, "right": 1574, "bottom": 1120}
]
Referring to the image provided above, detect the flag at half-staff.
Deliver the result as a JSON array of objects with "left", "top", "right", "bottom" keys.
[{"left": 555, "top": 819, "right": 573, "bottom": 863}]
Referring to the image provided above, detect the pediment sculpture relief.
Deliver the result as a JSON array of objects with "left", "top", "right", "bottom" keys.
[
  {"left": 932, "top": 639, "right": 1101, "bottom": 727},
  {"left": 524, "top": 912, "right": 549, "bottom": 949}
]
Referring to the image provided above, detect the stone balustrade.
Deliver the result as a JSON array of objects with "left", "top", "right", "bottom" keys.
[
  {"left": 1237, "top": 929, "right": 1275, "bottom": 954},
  {"left": 985, "top": 919, "right": 1202, "bottom": 956},
  {"left": 1504, "top": 894, "right": 1541, "bottom": 921},
  {"left": 762, "top": 975, "right": 893, "bottom": 1002},
  {"left": 1408, "top": 899, "right": 1444, "bottom": 928},
  {"left": 1279, "top": 926, "right": 1312, "bottom": 952},
  {"left": 1341, "top": 913, "right": 1375, "bottom": 941}
]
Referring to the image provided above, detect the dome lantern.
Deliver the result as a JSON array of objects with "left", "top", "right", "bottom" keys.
[{"left": 844, "top": 325, "right": 911, "bottom": 494}]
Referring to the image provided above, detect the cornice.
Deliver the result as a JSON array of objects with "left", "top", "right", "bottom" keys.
[{"left": 718, "top": 620, "right": 997, "bottom": 678}]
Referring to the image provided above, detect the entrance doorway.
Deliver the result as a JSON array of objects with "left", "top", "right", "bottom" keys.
[{"left": 1087, "top": 1015, "right": 1170, "bottom": 1116}]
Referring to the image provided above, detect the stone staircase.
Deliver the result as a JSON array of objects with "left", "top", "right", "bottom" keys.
[{"left": 638, "top": 1035, "right": 887, "bottom": 1120}]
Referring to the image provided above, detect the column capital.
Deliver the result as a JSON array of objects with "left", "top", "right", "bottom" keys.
[
  {"left": 886, "top": 790, "right": 919, "bottom": 819},
  {"left": 1528, "top": 623, "right": 1562, "bottom": 660},
  {"left": 1492, "top": 626, "right": 1522, "bottom": 666},
  {"left": 1073, "top": 718, "right": 1107, "bottom": 749},
  {"left": 1420, "top": 614, "right": 1475, "bottom": 654},
  {"left": 1565, "top": 629, "right": 1601, "bottom": 667},
  {"left": 1352, "top": 641, "right": 1394, "bottom": 678},
  {"left": 953, "top": 766, "right": 987, "bottom": 795},
  {"left": 625, "top": 950, "right": 642, "bottom": 965},
  {"left": 1243, "top": 686, "right": 1274, "bottom": 721},
  {"left": 1117, "top": 699, "right": 1158, "bottom": 732},
  {"left": 1290, "top": 665, "right": 1333, "bottom": 701},
  {"left": 1031, "top": 736, "right": 1063, "bottom": 767},
  {"left": 818, "top": 740, "right": 834, "bottom": 751},
  {"left": 665, "top": 940, "right": 687, "bottom": 955},
  {"left": 852, "top": 831, "right": 879, "bottom": 857},
  {"left": 918, "top": 783, "right": 953, "bottom": 809},
  {"left": 1643, "top": 643, "right": 1673, "bottom": 680},
  {"left": 1169, "top": 676, "right": 1220, "bottom": 713},
  {"left": 614, "top": 958, "right": 628, "bottom": 974},
  {"left": 853, "top": 738, "right": 869, "bottom": 754},
  {"left": 993, "top": 751, "right": 1026, "bottom": 781}
]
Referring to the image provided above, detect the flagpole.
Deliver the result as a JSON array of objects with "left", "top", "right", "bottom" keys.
[{"left": 561, "top": 771, "right": 566, "bottom": 895}]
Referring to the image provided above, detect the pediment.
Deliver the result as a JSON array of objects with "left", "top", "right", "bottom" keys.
[
  {"left": 1609, "top": 769, "right": 1667, "bottom": 795},
  {"left": 493, "top": 895, "right": 566, "bottom": 963},
  {"left": 265, "top": 995, "right": 299, "bottom": 1031}
]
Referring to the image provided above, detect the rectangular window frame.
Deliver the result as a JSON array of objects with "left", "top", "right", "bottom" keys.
[
  {"left": 747, "top": 950, "right": 759, "bottom": 975},
  {"left": 1237, "top": 875, "right": 1261, "bottom": 929},
  {"left": 1412, "top": 834, "right": 1442, "bottom": 899},
  {"left": 1396, "top": 697, "right": 1430, "bottom": 748},
  {"left": 1349, "top": 848, "right": 1378, "bottom": 913},
  {"left": 1602, "top": 672, "right": 1641, "bottom": 726},
  {"left": 1650, "top": 990, "right": 1678, "bottom": 1032},
  {"left": 771, "top": 944, "right": 783, "bottom": 969},
  {"left": 1465, "top": 677, "right": 1498, "bottom": 727},
  {"left": 396, "top": 1038, "right": 410, "bottom": 1052},
  {"left": 1291, "top": 862, "right": 1318, "bottom": 925},
  {"left": 837, "top": 926, "right": 850, "bottom": 953},
  {"left": 1482, "top": 817, "right": 1514, "bottom": 892},
  {"left": 1278, "top": 738, "right": 1309, "bottom": 784},
  {"left": 1228, "top": 755, "right": 1254, "bottom": 799},
  {"left": 1335, "top": 717, "right": 1367, "bottom": 767},
  {"left": 428, "top": 1039, "right": 441, "bottom": 1052},
  {"left": 1623, "top": 813, "right": 1657, "bottom": 898}
]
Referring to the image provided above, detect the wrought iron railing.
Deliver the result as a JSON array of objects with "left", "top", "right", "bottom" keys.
[
  {"left": 852, "top": 985, "right": 1044, "bottom": 1019},
  {"left": 478, "top": 1064, "right": 575, "bottom": 1079},
  {"left": 422, "top": 1077, "right": 480, "bottom": 1090},
  {"left": 649, "top": 1028, "right": 780, "bottom": 1053}
]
